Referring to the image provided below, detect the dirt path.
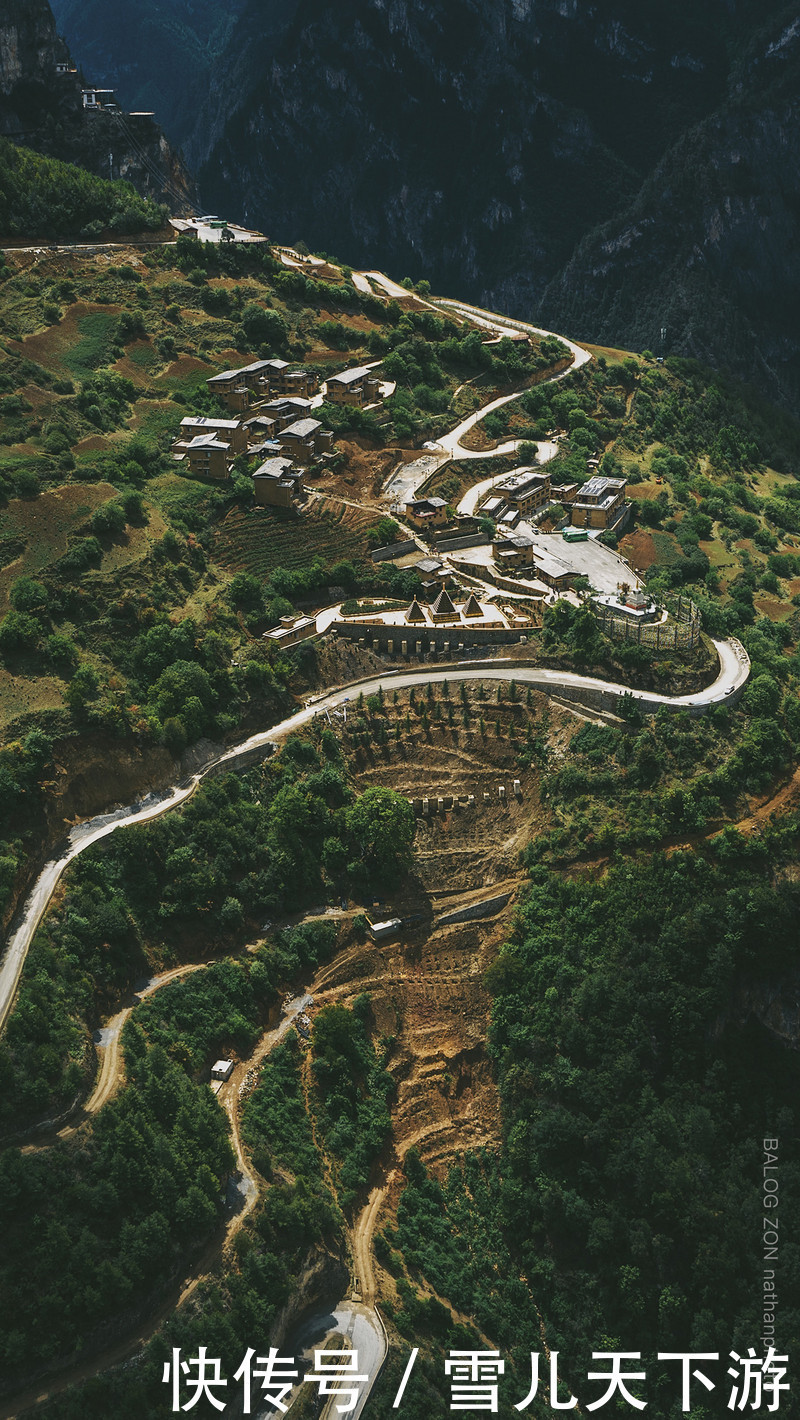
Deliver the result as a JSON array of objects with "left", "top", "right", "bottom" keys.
[
  {"left": 19, "top": 964, "right": 206, "bottom": 1154},
  {"left": 734, "top": 762, "right": 800, "bottom": 833},
  {"left": 350, "top": 1116, "right": 499, "bottom": 1337},
  {"left": 1, "top": 991, "right": 314, "bottom": 1417},
  {"left": 352, "top": 1174, "right": 398, "bottom": 1305}
]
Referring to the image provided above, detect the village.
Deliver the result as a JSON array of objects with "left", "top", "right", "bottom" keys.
[{"left": 166, "top": 342, "right": 700, "bottom": 661}]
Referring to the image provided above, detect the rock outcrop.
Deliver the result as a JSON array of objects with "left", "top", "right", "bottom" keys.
[{"left": 0, "top": 0, "right": 195, "bottom": 211}]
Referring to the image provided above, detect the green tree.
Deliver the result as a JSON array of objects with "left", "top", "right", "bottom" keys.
[
  {"left": 9, "top": 577, "right": 48, "bottom": 614},
  {"left": 241, "top": 304, "right": 288, "bottom": 351},
  {"left": 229, "top": 573, "right": 264, "bottom": 614},
  {"left": 64, "top": 664, "right": 100, "bottom": 713},
  {"left": 148, "top": 661, "right": 215, "bottom": 727},
  {"left": 744, "top": 673, "right": 781, "bottom": 718},
  {"left": 0, "top": 610, "right": 39, "bottom": 657},
  {"left": 346, "top": 787, "right": 415, "bottom": 880}
]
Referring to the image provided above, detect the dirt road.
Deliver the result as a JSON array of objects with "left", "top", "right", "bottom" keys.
[{"left": 0, "top": 991, "right": 314, "bottom": 1417}]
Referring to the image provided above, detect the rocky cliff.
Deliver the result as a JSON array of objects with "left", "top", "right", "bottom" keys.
[
  {"left": 0, "top": 0, "right": 66, "bottom": 97},
  {"left": 20, "top": 0, "right": 800, "bottom": 409},
  {"left": 48, "top": 0, "right": 247, "bottom": 149},
  {"left": 186, "top": 0, "right": 735, "bottom": 307},
  {"left": 0, "top": 0, "right": 196, "bottom": 212},
  {"left": 176, "top": 0, "right": 800, "bottom": 408},
  {"left": 540, "top": 10, "right": 800, "bottom": 410}
]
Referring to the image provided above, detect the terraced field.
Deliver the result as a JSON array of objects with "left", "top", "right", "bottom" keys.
[{"left": 212, "top": 497, "right": 376, "bottom": 578}]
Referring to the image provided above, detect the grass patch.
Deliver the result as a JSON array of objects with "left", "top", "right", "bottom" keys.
[
  {"left": 0, "top": 483, "right": 119, "bottom": 606},
  {"left": 61, "top": 310, "right": 119, "bottom": 379}
]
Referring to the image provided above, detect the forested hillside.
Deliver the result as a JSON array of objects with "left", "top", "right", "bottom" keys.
[
  {"left": 0, "top": 140, "right": 167, "bottom": 242},
  {"left": 46, "top": 0, "right": 800, "bottom": 409},
  {"left": 0, "top": 216, "right": 798, "bottom": 1416}
]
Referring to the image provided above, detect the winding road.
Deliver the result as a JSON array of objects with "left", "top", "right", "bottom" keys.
[
  {"left": 0, "top": 291, "right": 752, "bottom": 1416},
  {"left": 383, "top": 299, "right": 589, "bottom": 505},
  {"left": 0, "top": 641, "right": 750, "bottom": 1414},
  {"left": 0, "top": 642, "right": 750, "bottom": 1057}
]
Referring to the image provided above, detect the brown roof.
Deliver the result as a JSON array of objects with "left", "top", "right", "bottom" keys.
[
  {"left": 462, "top": 593, "right": 483, "bottom": 618},
  {"left": 406, "top": 599, "right": 426, "bottom": 623},
  {"left": 431, "top": 587, "right": 456, "bottom": 617}
]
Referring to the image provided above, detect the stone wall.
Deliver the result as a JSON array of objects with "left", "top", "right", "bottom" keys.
[{"left": 330, "top": 621, "right": 532, "bottom": 653}]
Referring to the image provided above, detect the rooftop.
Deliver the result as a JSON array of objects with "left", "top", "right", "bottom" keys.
[
  {"left": 187, "top": 434, "right": 230, "bottom": 451},
  {"left": 262, "top": 397, "right": 311, "bottom": 413},
  {"left": 208, "top": 359, "right": 289, "bottom": 383},
  {"left": 181, "top": 416, "right": 240, "bottom": 430},
  {"left": 495, "top": 466, "right": 549, "bottom": 494},
  {"left": 328, "top": 366, "right": 373, "bottom": 384},
  {"left": 253, "top": 456, "right": 296, "bottom": 479},
  {"left": 533, "top": 548, "right": 572, "bottom": 578},
  {"left": 281, "top": 418, "right": 322, "bottom": 437},
  {"left": 577, "top": 475, "right": 627, "bottom": 500},
  {"left": 407, "top": 495, "right": 447, "bottom": 509}
]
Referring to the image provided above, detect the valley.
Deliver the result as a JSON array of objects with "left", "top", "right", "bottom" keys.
[{"left": 0, "top": 208, "right": 797, "bottom": 1417}]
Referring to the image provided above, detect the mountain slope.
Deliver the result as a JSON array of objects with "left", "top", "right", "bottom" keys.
[
  {"left": 38, "top": 0, "right": 800, "bottom": 408},
  {"left": 540, "top": 8, "right": 800, "bottom": 410},
  {"left": 48, "top": 0, "right": 247, "bottom": 147},
  {"left": 0, "top": 0, "right": 195, "bottom": 212},
  {"left": 186, "top": 0, "right": 745, "bottom": 304}
]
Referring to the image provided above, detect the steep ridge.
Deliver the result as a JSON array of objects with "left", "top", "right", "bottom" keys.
[
  {"left": 48, "top": 0, "right": 248, "bottom": 148},
  {"left": 184, "top": 0, "right": 743, "bottom": 306},
  {"left": 540, "top": 7, "right": 800, "bottom": 411},
  {"left": 0, "top": 0, "right": 195, "bottom": 211}
]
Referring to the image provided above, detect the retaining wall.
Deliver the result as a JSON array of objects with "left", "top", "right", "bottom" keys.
[
  {"left": 330, "top": 621, "right": 532, "bottom": 652},
  {"left": 371, "top": 539, "right": 417, "bottom": 562},
  {"left": 433, "top": 532, "right": 490, "bottom": 551},
  {"left": 436, "top": 892, "right": 512, "bottom": 926}
]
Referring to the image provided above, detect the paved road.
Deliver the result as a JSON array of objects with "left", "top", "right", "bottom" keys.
[
  {"left": 0, "top": 642, "right": 750, "bottom": 1038},
  {"left": 360, "top": 270, "right": 411, "bottom": 300},
  {"left": 1, "top": 242, "right": 176, "bottom": 254},
  {"left": 0, "top": 639, "right": 750, "bottom": 1413},
  {"left": 457, "top": 442, "right": 559, "bottom": 516},
  {"left": 437, "top": 396, "right": 542, "bottom": 462},
  {"left": 0, "top": 783, "right": 200, "bottom": 1037},
  {"left": 266, "top": 1303, "right": 386, "bottom": 1420},
  {"left": 384, "top": 452, "right": 447, "bottom": 504},
  {"left": 382, "top": 302, "right": 591, "bottom": 506},
  {"left": 433, "top": 297, "right": 593, "bottom": 374}
]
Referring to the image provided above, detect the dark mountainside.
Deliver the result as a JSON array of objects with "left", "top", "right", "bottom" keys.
[
  {"left": 178, "top": 0, "right": 800, "bottom": 406},
  {"left": 0, "top": 0, "right": 195, "bottom": 213},
  {"left": 540, "top": 11, "right": 800, "bottom": 412},
  {"left": 47, "top": 0, "right": 248, "bottom": 149},
  {"left": 23, "top": 0, "right": 800, "bottom": 404},
  {"left": 186, "top": 0, "right": 735, "bottom": 299}
]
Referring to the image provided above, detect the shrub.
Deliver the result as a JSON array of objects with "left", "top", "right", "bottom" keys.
[
  {"left": 0, "top": 610, "right": 39, "bottom": 657},
  {"left": 91, "top": 501, "right": 127, "bottom": 536}
]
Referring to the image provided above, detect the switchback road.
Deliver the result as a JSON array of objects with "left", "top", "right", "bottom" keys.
[{"left": 0, "top": 639, "right": 750, "bottom": 1043}]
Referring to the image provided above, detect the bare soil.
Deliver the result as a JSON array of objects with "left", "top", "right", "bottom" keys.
[
  {"left": 308, "top": 687, "right": 566, "bottom": 1186},
  {"left": 309, "top": 438, "right": 407, "bottom": 503}
]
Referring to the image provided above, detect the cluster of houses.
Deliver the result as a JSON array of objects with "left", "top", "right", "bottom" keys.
[
  {"left": 207, "top": 359, "right": 321, "bottom": 413},
  {"left": 476, "top": 466, "right": 628, "bottom": 535},
  {"left": 405, "top": 469, "right": 628, "bottom": 542},
  {"left": 171, "top": 406, "right": 334, "bottom": 499},
  {"left": 206, "top": 359, "right": 383, "bottom": 415},
  {"left": 401, "top": 467, "right": 630, "bottom": 595},
  {"left": 171, "top": 358, "right": 388, "bottom": 505}
]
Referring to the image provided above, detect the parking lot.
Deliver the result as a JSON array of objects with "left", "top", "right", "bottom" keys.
[{"left": 524, "top": 530, "right": 642, "bottom": 594}]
